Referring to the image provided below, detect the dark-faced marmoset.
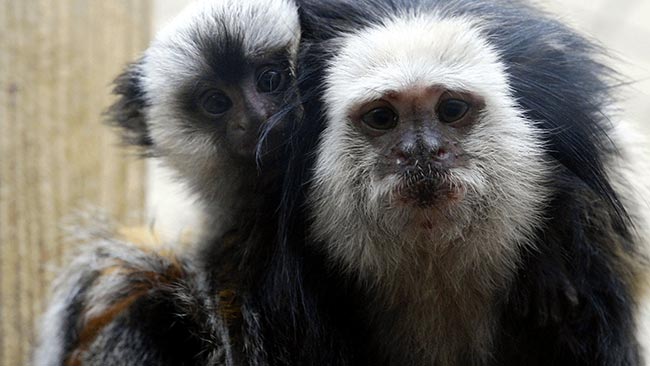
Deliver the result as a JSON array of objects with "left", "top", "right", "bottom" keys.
[{"left": 32, "top": 1, "right": 351, "bottom": 365}]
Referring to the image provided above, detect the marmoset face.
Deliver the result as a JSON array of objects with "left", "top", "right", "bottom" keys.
[
  {"left": 309, "top": 15, "right": 550, "bottom": 273},
  {"left": 142, "top": 0, "right": 300, "bottom": 167}
]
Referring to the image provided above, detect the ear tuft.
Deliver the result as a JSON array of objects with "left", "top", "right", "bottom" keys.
[{"left": 105, "top": 60, "right": 152, "bottom": 151}]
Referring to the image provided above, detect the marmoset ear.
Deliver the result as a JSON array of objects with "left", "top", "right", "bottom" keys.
[{"left": 106, "top": 60, "right": 152, "bottom": 150}]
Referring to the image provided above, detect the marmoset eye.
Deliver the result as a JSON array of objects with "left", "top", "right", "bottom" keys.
[
  {"left": 256, "top": 67, "right": 288, "bottom": 93},
  {"left": 361, "top": 107, "right": 399, "bottom": 130},
  {"left": 200, "top": 90, "right": 233, "bottom": 116},
  {"left": 437, "top": 99, "right": 469, "bottom": 123}
]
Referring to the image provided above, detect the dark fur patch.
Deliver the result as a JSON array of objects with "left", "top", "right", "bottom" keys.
[
  {"left": 198, "top": 197, "right": 355, "bottom": 366},
  {"left": 497, "top": 172, "right": 641, "bottom": 365},
  {"left": 189, "top": 20, "right": 248, "bottom": 85},
  {"left": 105, "top": 60, "right": 152, "bottom": 151},
  {"left": 60, "top": 272, "right": 100, "bottom": 365},
  {"left": 55, "top": 243, "right": 235, "bottom": 366}
]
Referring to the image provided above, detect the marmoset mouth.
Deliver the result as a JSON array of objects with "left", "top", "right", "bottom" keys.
[{"left": 394, "top": 170, "right": 464, "bottom": 208}]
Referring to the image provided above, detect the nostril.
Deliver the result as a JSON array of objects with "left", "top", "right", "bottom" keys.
[
  {"left": 435, "top": 147, "right": 449, "bottom": 161},
  {"left": 393, "top": 148, "right": 412, "bottom": 166},
  {"left": 236, "top": 124, "right": 247, "bottom": 131}
]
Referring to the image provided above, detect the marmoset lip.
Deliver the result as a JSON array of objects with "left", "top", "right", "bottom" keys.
[{"left": 393, "top": 172, "right": 465, "bottom": 209}]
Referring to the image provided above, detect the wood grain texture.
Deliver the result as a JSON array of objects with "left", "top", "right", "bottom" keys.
[{"left": 0, "top": 1, "right": 151, "bottom": 364}]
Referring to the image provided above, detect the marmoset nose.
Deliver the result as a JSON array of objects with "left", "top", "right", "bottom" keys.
[
  {"left": 235, "top": 112, "right": 265, "bottom": 132},
  {"left": 393, "top": 137, "right": 453, "bottom": 168}
]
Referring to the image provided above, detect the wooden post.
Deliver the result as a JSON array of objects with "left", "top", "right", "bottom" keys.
[{"left": 0, "top": 1, "right": 151, "bottom": 364}]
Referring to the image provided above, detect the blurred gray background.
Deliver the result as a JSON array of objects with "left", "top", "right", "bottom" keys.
[{"left": 545, "top": 0, "right": 650, "bottom": 133}]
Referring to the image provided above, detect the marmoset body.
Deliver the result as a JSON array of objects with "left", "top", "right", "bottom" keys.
[
  {"left": 32, "top": 1, "right": 350, "bottom": 365},
  {"left": 280, "top": 0, "right": 650, "bottom": 365}
]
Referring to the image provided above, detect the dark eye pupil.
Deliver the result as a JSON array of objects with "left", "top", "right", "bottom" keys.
[
  {"left": 201, "top": 92, "right": 232, "bottom": 115},
  {"left": 439, "top": 99, "right": 469, "bottom": 123},
  {"left": 257, "top": 69, "right": 285, "bottom": 93},
  {"left": 362, "top": 108, "right": 398, "bottom": 130}
]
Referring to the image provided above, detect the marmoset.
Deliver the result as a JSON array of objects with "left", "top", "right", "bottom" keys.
[
  {"left": 278, "top": 0, "right": 650, "bottom": 365},
  {"left": 32, "top": 1, "right": 349, "bottom": 365}
]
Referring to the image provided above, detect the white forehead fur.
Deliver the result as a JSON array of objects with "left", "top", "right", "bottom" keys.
[
  {"left": 324, "top": 15, "right": 507, "bottom": 121},
  {"left": 146, "top": 0, "right": 300, "bottom": 91}
]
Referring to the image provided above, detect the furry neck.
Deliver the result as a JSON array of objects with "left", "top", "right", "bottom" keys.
[{"left": 350, "top": 221, "right": 522, "bottom": 366}]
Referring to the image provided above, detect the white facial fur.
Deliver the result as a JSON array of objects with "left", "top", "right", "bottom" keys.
[
  {"left": 309, "top": 14, "right": 551, "bottom": 364},
  {"left": 312, "top": 14, "right": 549, "bottom": 280}
]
